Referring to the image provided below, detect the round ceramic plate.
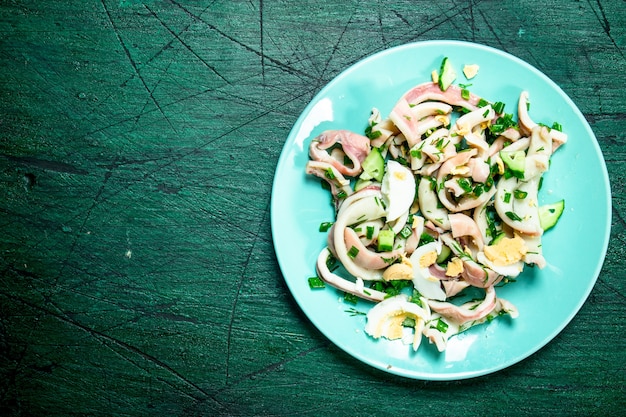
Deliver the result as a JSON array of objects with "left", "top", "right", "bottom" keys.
[{"left": 271, "top": 40, "right": 611, "bottom": 380}]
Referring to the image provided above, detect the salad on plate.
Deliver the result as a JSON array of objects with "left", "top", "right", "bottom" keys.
[{"left": 304, "top": 57, "right": 567, "bottom": 353}]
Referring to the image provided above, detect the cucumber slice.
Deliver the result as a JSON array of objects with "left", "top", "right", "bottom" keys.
[
  {"left": 377, "top": 229, "right": 395, "bottom": 252},
  {"left": 361, "top": 147, "right": 385, "bottom": 182},
  {"left": 500, "top": 150, "right": 525, "bottom": 179},
  {"left": 436, "top": 244, "right": 451, "bottom": 264},
  {"left": 354, "top": 178, "right": 372, "bottom": 192},
  {"left": 438, "top": 57, "right": 457, "bottom": 91},
  {"left": 538, "top": 200, "right": 565, "bottom": 231},
  {"left": 490, "top": 231, "right": 506, "bottom": 246}
]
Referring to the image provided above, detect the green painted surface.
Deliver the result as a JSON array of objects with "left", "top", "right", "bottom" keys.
[{"left": 0, "top": 1, "right": 624, "bottom": 415}]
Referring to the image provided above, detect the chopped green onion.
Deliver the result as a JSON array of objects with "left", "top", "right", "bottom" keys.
[
  {"left": 457, "top": 177, "right": 473, "bottom": 193},
  {"left": 324, "top": 168, "right": 335, "bottom": 180},
  {"left": 326, "top": 253, "right": 338, "bottom": 271},
  {"left": 505, "top": 211, "right": 523, "bottom": 221},
  {"left": 514, "top": 190, "right": 528, "bottom": 199},
  {"left": 486, "top": 205, "right": 501, "bottom": 240},
  {"left": 365, "top": 121, "right": 382, "bottom": 139},
  {"left": 308, "top": 276, "right": 326, "bottom": 289},
  {"left": 489, "top": 113, "right": 516, "bottom": 136},
  {"left": 419, "top": 232, "right": 436, "bottom": 245},
  {"left": 428, "top": 177, "right": 437, "bottom": 191},
  {"left": 343, "top": 292, "right": 359, "bottom": 304},
  {"left": 399, "top": 225, "right": 413, "bottom": 239},
  {"left": 402, "top": 317, "right": 416, "bottom": 327},
  {"left": 455, "top": 137, "right": 469, "bottom": 152},
  {"left": 493, "top": 101, "right": 505, "bottom": 114},
  {"left": 477, "top": 98, "right": 490, "bottom": 107},
  {"left": 434, "top": 318, "right": 449, "bottom": 333},
  {"left": 410, "top": 148, "right": 423, "bottom": 159},
  {"left": 347, "top": 246, "right": 359, "bottom": 259},
  {"left": 395, "top": 156, "right": 409, "bottom": 166},
  {"left": 366, "top": 225, "right": 375, "bottom": 240},
  {"left": 473, "top": 183, "right": 485, "bottom": 197},
  {"left": 410, "top": 290, "right": 424, "bottom": 307},
  {"left": 345, "top": 307, "right": 366, "bottom": 316},
  {"left": 461, "top": 88, "right": 471, "bottom": 100},
  {"left": 319, "top": 222, "right": 333, "bottom": 232},
  {"left": 367, "top": 129, "right": 382, "bottom": 139},
  {"left": 503, "top": 192, "right": 511, "bottom": 203},
  {"left": 552, "top": 121, "right": 562, "bottom": 132}
]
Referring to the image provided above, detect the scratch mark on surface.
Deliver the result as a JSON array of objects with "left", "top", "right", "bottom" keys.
[
  {"left": 0, "top": 154, "right": 89, "bottom": 175},
  {"left": 224, "top": 199, "right": 271, "bottom": 379},
  {"left": 46, "top": 165, "right": 114, "bottom": 292},
  {"left": 587, "top": 0, "right": 626, "bottom": 60},
  {"left": 391, "top": 10, "right": 411, "bottom": 28},
  {"left": 0, "top": 289, "right": 222, "bottom": 406},
  {"left": 377, "top": 7, "right": 387, "bottom": 47},
  {"left": 477, "top": 7, "right": 506, "bottom": 51},
  {"left": 259, "top": 0, "right": 265, "bottom": 81},
  {"left": 220, "top": 345, "right": 327, "bottom": 391},
  {"left": 114, "top": 3, "right": 213, "bottom": 92},
  {"left": 469, "top": 0, "right": 476, "bottom": 41},
  {"left": 70, "top": 85, "right": 317, "bottom": 213},
  {"left": 99, "top": 0, "right": 178, "bottom": 134},
  {"left": 168, "top": 0, "right": 316, "bottom": 81},
  {"left": 321, "top": 13, "right": 353, "bottom": 79},
  {"left": 143, "top": 4, "right": 231, "bottom": 85},
  {"left": 77, "top": 70, "right": 255, "bottom": 140},
  {"left": 387, "top": 0, "right": 485, "bottom": 47}
]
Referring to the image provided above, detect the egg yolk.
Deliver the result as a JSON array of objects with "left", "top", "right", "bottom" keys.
[
  {"left": 419, "top": 250, "right": 437, "bottom": 268},
  {"left": 446, "top": 257, "right": 464, "bottom": 276},
  {"left": 484, "top": 235, "right": 528, "bottom": 266}
]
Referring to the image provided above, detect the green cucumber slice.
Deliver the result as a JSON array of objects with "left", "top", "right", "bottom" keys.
[
  {"left": 361, "top": 147, "right": 385, "bottom": 182},
  {"left": 377, "top": 229, "right": 395, "bottom": 252},
  {"left": 438, "top": 57, "right": 457, "bottom": 91},
  {"left": 354, "top": 178, "right": 373, "bottom": 192},
  {"left": 538, "top": 200, "right": 565, "bottom": 231},
  {"left": 490, "top": 231, "right": 506, "bottom": 246},
  {"left": 436, "top": 244, "right": 451, "bottom": 264},
  {"left": 500, "top": 150, "right": 525, "bottom": 179}
]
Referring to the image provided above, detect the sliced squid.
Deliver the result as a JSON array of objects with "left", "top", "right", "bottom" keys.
[
  {"left": 309, "top": 130, "right": 371, "bottom": 177},
  {"left": 494, "top": 176, "right": 542, "bottom": 236},
  {"left": 418, "top": 177, "right": 450, "bottom": 230},
  {"left": 316, "top": 248, "right": 386, "bottom": 302},
  {"left": 428, "top": 285, "right": 497, "bottom": 324}
]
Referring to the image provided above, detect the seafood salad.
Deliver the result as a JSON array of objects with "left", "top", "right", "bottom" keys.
[{"left": 305, "top": 58, "right": 567, "bottom": 353}]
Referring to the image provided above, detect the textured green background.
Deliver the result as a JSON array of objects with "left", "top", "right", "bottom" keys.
[{"left": 1, "top": 1, "right": 624, "bottom": 415}]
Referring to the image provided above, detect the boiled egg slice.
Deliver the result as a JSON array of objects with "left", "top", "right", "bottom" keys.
[
  {"left": 364, "top": 293, "right": 430, "bottom": 351},
  {"left": 477, "top": 234, "right": 527, "bottom": 277},
  {"left": 409, "top": 241, "right": 447, "bottom": 301},
  {"left": 381, "top": 160, "right": 416, "bottom": 223}
]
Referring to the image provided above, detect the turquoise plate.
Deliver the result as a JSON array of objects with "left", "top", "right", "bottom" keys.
[{"left": 271, "top": 40, "right": 611, "bottom": 380}]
